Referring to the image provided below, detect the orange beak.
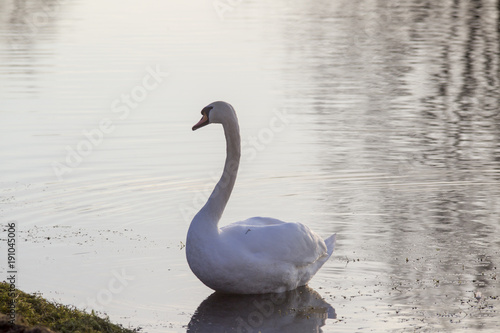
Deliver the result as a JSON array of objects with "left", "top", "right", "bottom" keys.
[
  {"left": 193, "top": 113, "right": 208, "bottom": 131},
  {"left": 192, "top": 113, "right": 209, "bottom": 131}
]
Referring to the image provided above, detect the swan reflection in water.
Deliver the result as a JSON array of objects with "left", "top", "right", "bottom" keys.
[{"left": 187, "top": 286, "right": 336, "bottom": 333}]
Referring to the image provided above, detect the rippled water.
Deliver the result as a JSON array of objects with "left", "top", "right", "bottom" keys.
[{"left": 1, "top": 0, "right": 500, "bottom": 332}]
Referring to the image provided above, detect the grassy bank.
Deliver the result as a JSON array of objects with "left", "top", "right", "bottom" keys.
[{"left": 0, "top": 282, "right": 140, "bottom": 333}]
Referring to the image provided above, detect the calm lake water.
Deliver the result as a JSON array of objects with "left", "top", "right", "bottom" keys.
[{"left": 1, "top": 0, "right": 500, "bottom": 332}]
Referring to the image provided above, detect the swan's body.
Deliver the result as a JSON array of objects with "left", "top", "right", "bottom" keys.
[{"left": 186, "top": 101, "right": 335, "bottom": 294}]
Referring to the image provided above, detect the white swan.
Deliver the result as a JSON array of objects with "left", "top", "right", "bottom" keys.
[{"left": 186, "top": 101, "right": 336, "bottom": 294}]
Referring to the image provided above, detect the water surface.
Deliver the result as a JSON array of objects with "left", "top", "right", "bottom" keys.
[{"left": 1, "top": 0, "right": 499, "bottom": 332}]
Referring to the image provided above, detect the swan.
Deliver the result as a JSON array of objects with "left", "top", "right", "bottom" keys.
[{"left": 186, "top": 101, "right": 336, "bottom": 294}]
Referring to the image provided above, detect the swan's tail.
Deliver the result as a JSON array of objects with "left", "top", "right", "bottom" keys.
[
  {"left": 324, "top": 234, "right": 336, "bottom": 258},
  {"left": 300, "top": 234, "right": 337, "bottom": 287},
  {"left": 315, "top": 234, "right": 336, "bottom": 267},
  {"left": 304, "top": 233, "right": 336, "bottom": 281}
]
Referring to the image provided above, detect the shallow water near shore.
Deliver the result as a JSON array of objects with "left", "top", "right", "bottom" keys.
[{"left": 1, "top": 0, "right": 500, "bottom": 332}]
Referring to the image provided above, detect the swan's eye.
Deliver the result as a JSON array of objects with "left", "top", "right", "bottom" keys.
[
  {"left": 192, "top": 106, "right": 213, "bottom": 131},
  {"left": 201, "top": 106, "right": 213, "bottom": 118}
]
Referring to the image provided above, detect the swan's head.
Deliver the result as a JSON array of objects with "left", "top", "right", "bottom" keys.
[{"left": 192, "top": 101, "right": 237, "bottom": 131}]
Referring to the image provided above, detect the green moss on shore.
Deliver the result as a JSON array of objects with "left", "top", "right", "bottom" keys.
[{"left": 0, "top": 282, "right": 140, "bottom": 333}]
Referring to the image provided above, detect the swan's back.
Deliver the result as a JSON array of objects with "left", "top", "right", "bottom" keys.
[
  {"left": 221, "top": 217, "right": 327, "bottom": 265},
  {"left": 215, "top": 217, "right": 336, "bottom": 292}
]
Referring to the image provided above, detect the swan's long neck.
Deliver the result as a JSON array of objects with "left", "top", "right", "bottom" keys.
[{"left": 194, "top": 117, "right": 240, "bottom": 232}]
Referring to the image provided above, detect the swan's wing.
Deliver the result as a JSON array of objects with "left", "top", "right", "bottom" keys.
[
  {"left": 220, "top": 217, "right": 328, "bottom": 267},
  {"left": 224, "top": 216, "right": 285, "bottom": 227}
]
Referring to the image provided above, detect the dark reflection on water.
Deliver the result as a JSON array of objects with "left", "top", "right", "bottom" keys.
[
  {"left": 2, "top": 0, "right": 65, "bottom": 48},
  {"left": 187, "top": 286, "right": 335, "bottom": 333},
  {"left": 276, "top": 0, "right": 500, "bottom": 330},
  {"left": 0, "top": 0, "right": 68, "bottom": 95}
]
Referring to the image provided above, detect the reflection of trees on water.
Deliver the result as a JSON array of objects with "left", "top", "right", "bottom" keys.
[
  {"left": 0, "top": 0, "right": 67, "bottom": 95},
  {"left": 415, "top": 0, "right": 500, "bottom": 163},
  {"left": 278, "top": 0, "right": 500, "bottom": 328},
  {"left": 392, "top": 1, "right": 499, "bottom": 311},
  {"left": 1, "top": 0, "right": 65, "bottom": 49}
]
